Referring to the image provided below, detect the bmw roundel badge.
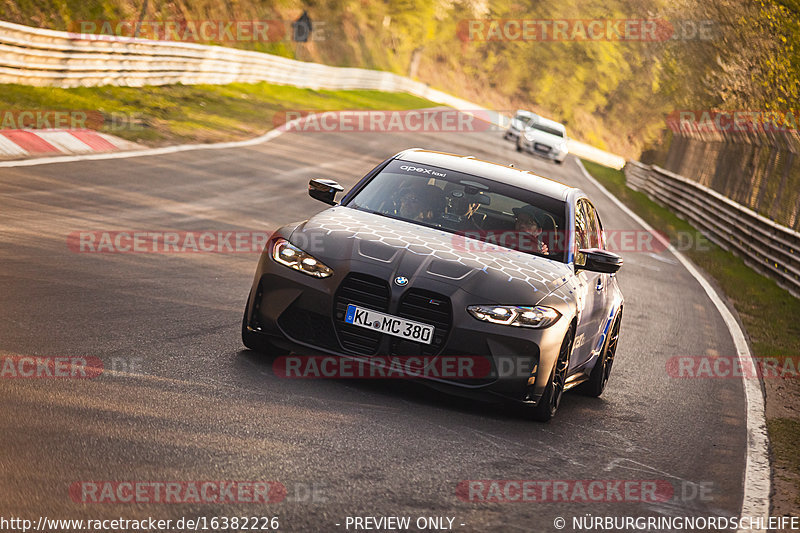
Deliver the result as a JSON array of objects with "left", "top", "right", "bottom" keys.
[{"left": 394, "top": 276, "right": 409, "bottom": 286}]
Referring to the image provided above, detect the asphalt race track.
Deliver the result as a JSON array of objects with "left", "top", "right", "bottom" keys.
[{"left": 0, "top": 123, "right": 747, "bottom": 531}]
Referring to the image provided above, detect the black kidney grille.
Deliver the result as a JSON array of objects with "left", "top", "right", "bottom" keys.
[
  {"left": 393, "top": 289, "right": 452, "bottom": 356},
  {"left": 334, "top": 273, "right": 390, "bottom": 355}
]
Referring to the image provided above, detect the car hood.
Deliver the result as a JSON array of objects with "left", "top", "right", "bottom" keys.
[{"left": 290, "top": 206, "right": 573, "bottom": 303}]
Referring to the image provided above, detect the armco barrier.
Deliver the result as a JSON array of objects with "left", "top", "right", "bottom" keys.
[
  {"left": 0, "top": 20, "right": 624, "bottom": 169},
  {"left": 625, "top": 160, "right": 800, "bottom": 297}
]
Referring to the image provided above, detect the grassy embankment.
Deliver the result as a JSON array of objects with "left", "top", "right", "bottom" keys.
[{"left": 0, "top": 82, "right": 439, "bottom": 145}]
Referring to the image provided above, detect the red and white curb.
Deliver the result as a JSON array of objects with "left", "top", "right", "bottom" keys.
[{"left": 0, "top": 129, "right": 142, "bottom": 159}]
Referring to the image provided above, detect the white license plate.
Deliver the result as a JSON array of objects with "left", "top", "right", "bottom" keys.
[{"left": 344, "top": 304, "right": 434, "bottom": 345}]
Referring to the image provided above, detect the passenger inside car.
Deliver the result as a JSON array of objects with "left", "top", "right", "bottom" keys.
[{"left": 513, "top": 205, "right": 550, "bottom": 255}]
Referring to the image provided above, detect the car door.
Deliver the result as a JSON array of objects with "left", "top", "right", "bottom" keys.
[{"left": 571, "top": 199, "right": 602, "bottom": 369}]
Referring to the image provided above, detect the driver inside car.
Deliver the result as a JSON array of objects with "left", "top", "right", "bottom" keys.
[{"left": 395, "top": 183, "right": 446, "bottom": 223}]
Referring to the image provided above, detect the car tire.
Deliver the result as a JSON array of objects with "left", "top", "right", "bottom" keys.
[
  {"left": 527, "top": 325, "right": 575, "bottom": 422},
  {"left": 241, "top": 307, "right": 287, "bottom": 356},
  {"left": 578, "top": 313, "right": 621, "bottom": 397},
  {"left": 516, "top": 138, "right": 523, "bottom": 152},
  {"left": 555, "top": 159, "right": 564, "bottom": 165}
]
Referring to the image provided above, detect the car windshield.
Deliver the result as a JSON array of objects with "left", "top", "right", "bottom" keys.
[
  {"left": 531, "top": 122, "right": 565, "bottom": 138},
  {"left": 346, "top": 159, "right": 569, "bottom": 262}
]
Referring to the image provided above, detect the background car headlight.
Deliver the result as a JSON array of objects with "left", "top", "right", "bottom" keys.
[
  {"left": 467, "top": 305, "right": 561, "bottom": 328},
  {"left": 272, "top": 238, "right": 333, "bottom": 278}
]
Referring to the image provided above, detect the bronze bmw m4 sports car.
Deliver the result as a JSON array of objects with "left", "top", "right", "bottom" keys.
[{"left": 243, "top": 149, "right": 623, "bottom": 421}]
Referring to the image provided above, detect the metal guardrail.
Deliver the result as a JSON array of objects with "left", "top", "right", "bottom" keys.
[
  {"left": 0, "top": 21, "right": 436, "bottom": 89},
  {"left": 625, "top": 160, "right": 800, "bottom": 298},
  {"left": 0, "top": 20, "right": 625, "bottom": 169}
]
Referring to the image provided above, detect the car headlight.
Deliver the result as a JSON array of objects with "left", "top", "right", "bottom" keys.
[
  {"left": 272, "top": 238, "right": 333, "bottom": 278},
  {"left": 467, "top": 305, "right": 561, "bottom": 329}
]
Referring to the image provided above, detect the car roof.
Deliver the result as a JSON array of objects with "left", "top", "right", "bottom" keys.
[
  {"left": 530, "top": 115, "right": 566, "bottom": 132},
  {"left": 394, "top": 148, "right": 578, "bottom": 201}
]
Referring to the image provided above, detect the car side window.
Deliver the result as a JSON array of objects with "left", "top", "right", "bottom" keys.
[
  {"left": 574, "top": 200, "right": 590, "bottom": 252},
  {"left": 594, "top": 208, "right": 606, "bottom": 250},
  {"left": 583, "top": 200, "right": 602, "bottom": 249}
]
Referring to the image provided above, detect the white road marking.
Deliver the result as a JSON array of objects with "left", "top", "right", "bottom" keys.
[{"left": 646, "top": 252, "right": 679, "bottom": 265}]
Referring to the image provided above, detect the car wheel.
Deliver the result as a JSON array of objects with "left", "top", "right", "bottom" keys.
[
  {"left": 516, "top": 137, "right": 523, "bottom": 152},
  {"left": 241, "top": 306, "right": 287, "bottom": 356},
  {"left": 527, "top": 326, "right": 574, "bottom": 422},
  {"left": 555, "top": 159, "right": 564, "bottom": 165},
  {"left": 578, "top": 313, "right": 621, "bottom": 397}
]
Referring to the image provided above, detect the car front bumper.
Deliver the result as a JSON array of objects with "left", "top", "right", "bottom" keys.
[
  {"left": 520, "top": 138, "right": 568, "bottom": 162},
  {"left": 244, "top": 248, "right": 572, "bottom": 406}
]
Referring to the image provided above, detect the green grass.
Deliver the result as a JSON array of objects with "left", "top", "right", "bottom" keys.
[
  {"left": 0, "top": 82, "right": 440, "bottom": 145},
  {"left": 582, "top": 158, "right": 800, "bottom": 504}
]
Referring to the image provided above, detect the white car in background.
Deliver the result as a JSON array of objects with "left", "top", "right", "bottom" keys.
[
  {"left": 515, "top": 114, "right": 569, "bottom": 165},
  {"left": 503, "top": 110, "right": 535, "bottom": 141}
]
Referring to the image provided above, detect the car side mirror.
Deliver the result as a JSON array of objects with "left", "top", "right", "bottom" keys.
[
  {"left": 576, "top": 248, "right": 623, "bottom": 274},
  {"left": 308, "top": 178, "right": 344, "bottom": 205}
]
